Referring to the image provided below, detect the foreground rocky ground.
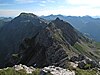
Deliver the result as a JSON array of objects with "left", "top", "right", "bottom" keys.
[{"left": 0, "top": 64, "right": 100, "bottom": 75}]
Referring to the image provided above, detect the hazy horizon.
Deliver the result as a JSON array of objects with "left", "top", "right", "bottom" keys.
[
  {"left": 0, "top": 13, "right": 100, "bottom": 18},
  {"left": 0, "top": 0, "right": 100, "bottom": 17}
]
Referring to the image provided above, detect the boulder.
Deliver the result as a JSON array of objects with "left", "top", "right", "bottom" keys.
[
  {"left": 70, "top": 56, "right": 79, "bottom": 62},
  {"left": 78, "top": 62, "right": 85, "bottom": 69},
  {"left": 41, "top": 66, "right": 75, "bottom": 75},
  {"left": 70, "top": 62, "right": 78, "bottom": 69},
  {"left": 14, "top": 64, "right": 35, "bottom": 74},
  {"left": 78, "top": 54, "right": 85, "bottom": 61}
]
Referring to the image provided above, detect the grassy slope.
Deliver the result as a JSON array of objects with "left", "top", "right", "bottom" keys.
[
  {"left": 75, "top": 68, "right": 100, "bottom": 75},
  {"left": 0, "top": 67, "right": 40, "bottom": 75},
  {"left": 73, "top": 40, "right": 100, "bottom": 62},
  {"left": 95, "top": 42, "right": 100, "bottom": 49},
  {"left": 0, "top": 67, "right": 99, "bottom": 75},
  {"left": 0, "top": 67, "right": 52, "bottom": 75}
]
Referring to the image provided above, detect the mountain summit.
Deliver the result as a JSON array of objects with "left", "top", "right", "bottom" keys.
[
  {"left": 19, "top": 13, "right": 37, "bottom": 18},
  {"left": 0, "top": 13, "right": 47, "bottom": 67}
]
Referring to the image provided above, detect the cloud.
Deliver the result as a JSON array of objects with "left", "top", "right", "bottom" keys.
[
  {"left": 0, "top": 0, "right": 100, "bottom": 17},
  {"left": 41, "top": 1, "right": 46, "bottom": 3},
  {"left": 40, "top": 0, "right": 55, "bottom": 4},
  {"left": 46, "top": 0, "right": 55, "bottom": 3},
  {"left": 15, "top": 0, "right": 35, "bottom": 3},
  {"left": 65, "top": 0, "right": 100, "bottom": 7},
  {"left": 40, "top": 0, "right": 55, "bottom": 5},
  {"left": 0, "top": 9, "right": 20, "bottom": 17},
  {"left": 0, "top": 9, "right": 36, "bottom": 17},
  {"left": 0, "top": 3, "right": 14, "bottom": 6},
  {"left": 0, "top": 6, "right": 100, "bottom": 17},
  {"left": 39, "top": 0, "right": 46, "bottom": 6},
  {"left": 38, "top": 0, "right": 55, "bottom": 7},
  {"left": 36, "top": 6, "right": 100, "bottom": 16},
  {"left": 39, "top": 3, "right": 46, "bottom": 6}
]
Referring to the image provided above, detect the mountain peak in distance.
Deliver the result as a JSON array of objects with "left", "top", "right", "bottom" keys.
[
  {"left": 19, "top": 12, "right": 38, "bottom": 18},
  {"left": 55, "top": 17, "right": 61, "bottom": 21}
]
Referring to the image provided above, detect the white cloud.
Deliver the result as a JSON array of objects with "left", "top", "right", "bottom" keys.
[
  {"left": 0, "top": 0, "right": 100, "bottom": 17},
  {"left": 41, "top": 1, "right": 46, "bottom": 3},
  {"left": 39, "top": 0, "right": 55, "bottom": 6},
  {"left": 35, "top": 6, "right": 100, "bottom": 16},
  {"left": 0, "top": 9, "right": 37, "bottom": 17},
  {"left": 0, "top": 7, "right": 100, "bottom": 17},
  {"left": 39, "top": 3, "right": 46, "bottom": 6},
  {"left": 65, "top": 0, "right": 100, "bottom": 7},
  {"left": 0, "top": 3, "right": 14, "bottom": 6},
  {"left": 0, "top": 10, "right": 20, "bottom": 17},
  {"left": 46, "top": 0, "right": 55, "bottom": 3},
  {"left": 39, "top": 1, "right": 46, "bottom": 6},
  {"left": 15, "top": 0, "right": 35, "bottom": 3},
  {"left": 41, "top": 0, "right": 55, "bottom": 3}
]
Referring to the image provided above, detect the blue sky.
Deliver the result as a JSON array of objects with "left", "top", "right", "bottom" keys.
[{"left": 0, "top": 0, "right": 100, "bottom": 17}]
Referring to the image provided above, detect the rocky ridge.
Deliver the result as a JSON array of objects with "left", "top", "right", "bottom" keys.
[
  {"left": 5, "top": 14, "right": 100, "bottom": 70},
  {"left": 0, "top": 13, "right": 99, "bottom": 72},
  {"left": 7, "top": 17, "right": 79, "bottom": 68}
]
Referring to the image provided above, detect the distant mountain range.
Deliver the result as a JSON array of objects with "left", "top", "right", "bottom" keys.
[
  {"left": 0, "top": 15, "right": 100, "bottom": 42},
  {"left": 0, "top": 17, "right": 12, "bottom": 29},
  {"left": 41, "top": 15, "right": 100, "bottom": 41}
]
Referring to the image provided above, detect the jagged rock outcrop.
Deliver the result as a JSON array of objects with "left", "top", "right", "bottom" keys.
[{"left": 70, "top": 55, "right": 99, "bottom": 69}]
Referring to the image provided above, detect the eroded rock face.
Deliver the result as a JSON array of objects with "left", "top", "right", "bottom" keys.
[
  {"left": 7, "top": 18, "right": 79, "bottom": 68},
  {"left": 17, "top": 22, "right": 70, "bottom": 68}
]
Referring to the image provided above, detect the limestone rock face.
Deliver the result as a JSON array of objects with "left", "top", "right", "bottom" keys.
[
  {"left": 41, "top": 66, "right": 75, "bottom": 75},
  {"left": 14, "top": 64, "right": 35, "bottom": 74}
]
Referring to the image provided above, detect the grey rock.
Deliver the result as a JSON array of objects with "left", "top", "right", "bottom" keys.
[{"left": 41, "top": 66, "right": 75, "bottom": 75}]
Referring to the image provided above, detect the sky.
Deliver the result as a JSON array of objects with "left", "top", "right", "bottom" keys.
[{"left": 0, "top": 0, "right": 100, "bottom": 17}]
